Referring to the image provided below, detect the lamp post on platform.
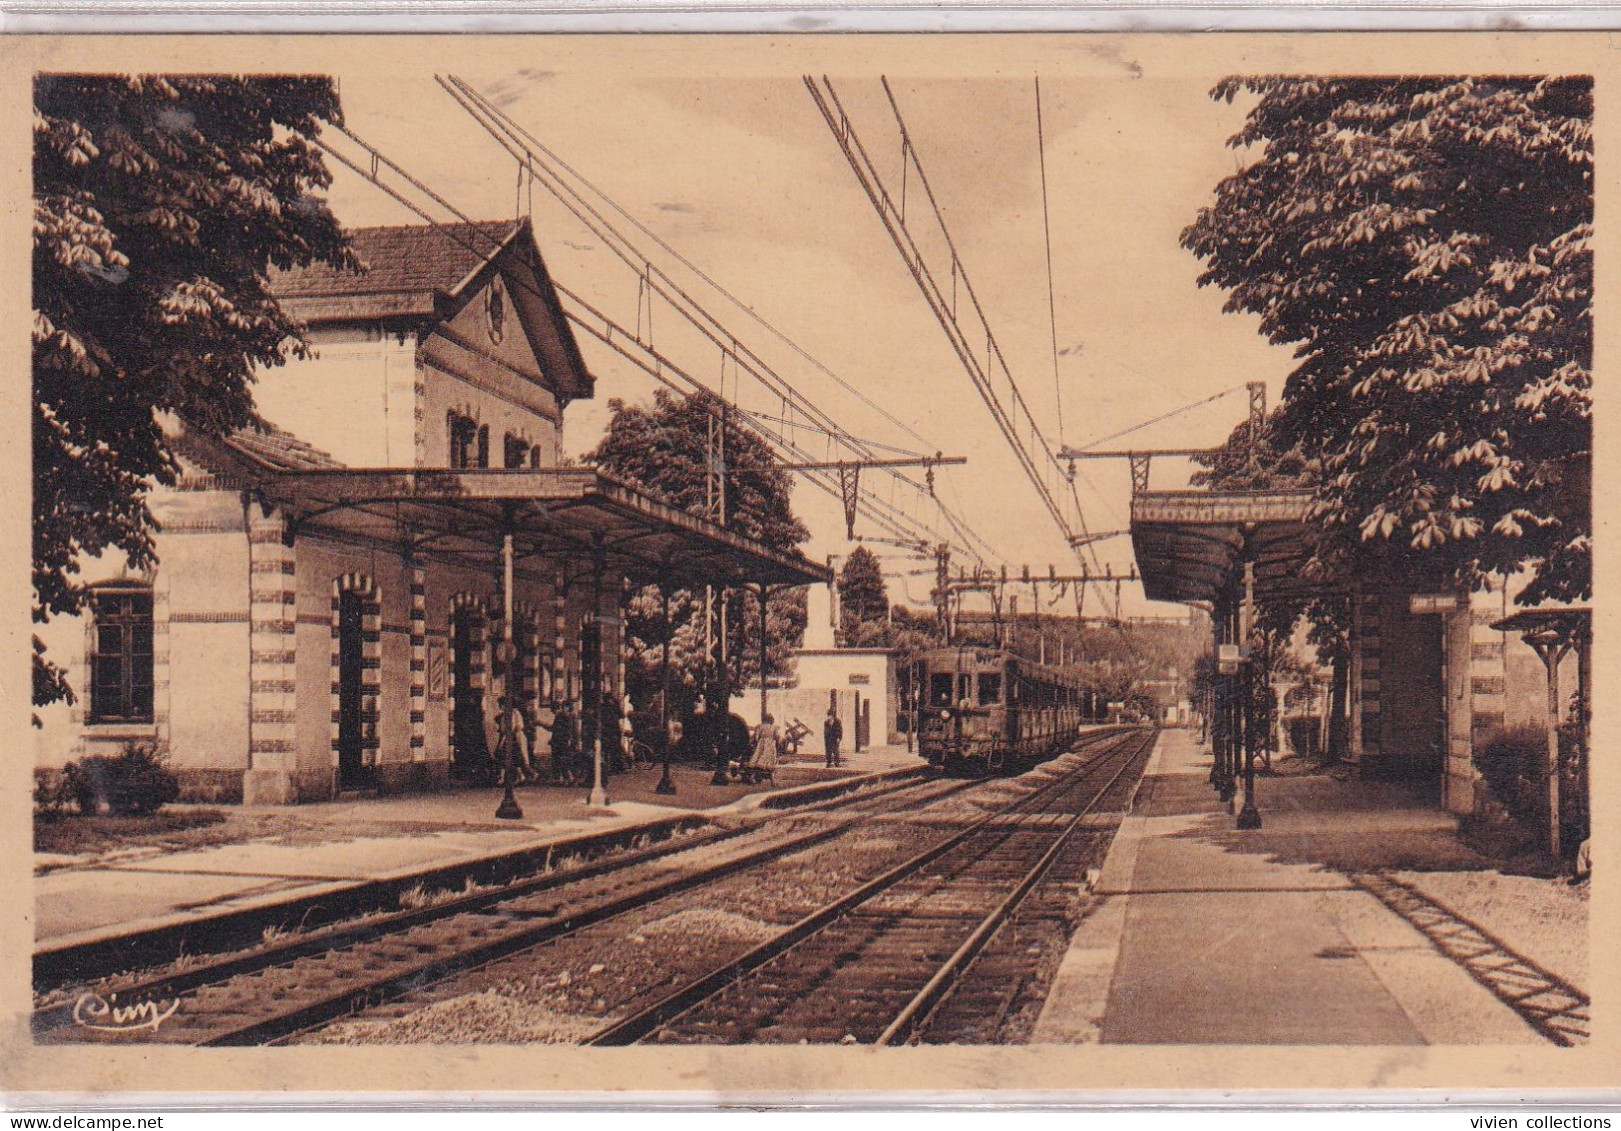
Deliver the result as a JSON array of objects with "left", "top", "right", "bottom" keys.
[
  {"left": 586, "top": 545, "right": 610, "bottom": 810},
  {"left": 1235, "top": 559, "right": 1263, "bottom": 830},
  {"left": 655, "top": 583, "right": 679, "bottom": 796},
  {"left": 1523, "top": 627, "right": 1574, "bottom": 861}
]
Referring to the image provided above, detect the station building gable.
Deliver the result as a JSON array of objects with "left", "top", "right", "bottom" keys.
[{"left": 254, "top": 218, "right": 588, "bottom": 472}]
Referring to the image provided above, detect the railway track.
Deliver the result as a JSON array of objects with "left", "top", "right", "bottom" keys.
[
  {"left": 38, "top": 734, "right": 1138, "bottom": 1047},
  {"left": 586, "top": 727, "right": 1157, "bottom": 1046},
  {"left": 34, "top": 768, "right": 983, "bottom": 1046}
]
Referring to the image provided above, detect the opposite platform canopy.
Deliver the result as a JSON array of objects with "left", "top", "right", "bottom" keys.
[
  {"left": 1490, "top": 607, "right": 1592, "bottom": 642},
  {"left": 1130, "top": 489, "right": 1324, "bottom": 606},
  {"left": 251, "top": 465, "right": 831, "bottom": 591}
]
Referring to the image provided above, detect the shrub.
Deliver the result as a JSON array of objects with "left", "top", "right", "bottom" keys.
[
  {"left": 1473, "top": 724, "right": 1548, "bottom": 836},
  {"left": 33, "top": 767, "right": 73, "bottom": 815},
  {"left": 66, "top": 742, "right": 180, "bottom": 816},
  {"left": 1557, "top": 716, "right": 1589, "bottom": 850}
]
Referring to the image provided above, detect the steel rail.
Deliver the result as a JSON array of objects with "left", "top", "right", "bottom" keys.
[
  {"left": 33, "top": 769, "right": 960, "bottom": 1044},
  {"left": 875, "top": 727, "right": 1154, "bottom": 1045},
  {"left": 585, "top": 727, "right": 1153, "bottom": 1046},
  {"left": 203, "top": 771, "right": 996, "bottom": 1047}
]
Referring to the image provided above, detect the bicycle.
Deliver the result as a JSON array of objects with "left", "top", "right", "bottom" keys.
[{"left": 625, "top": 737, "right": 657, "bottom": 769}]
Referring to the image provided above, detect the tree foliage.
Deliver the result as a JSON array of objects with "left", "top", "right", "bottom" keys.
[
  {"left": 1191, "top": 410, "right": 1347, "bottom": 660},
  {"left": 34, "top": 74, "right": 354, "bottom": 707},
  {"left": 837, "top": 545, "right": 889, "bottom": 644},
  {"left": 586, "top": 389, "right": 812, "bottom": 708},
  {"left": 586, "top": 388, "right": 809, "bottom": 551},
  {"left": 1182, "top": 76, "right": 1591, "bottom": 606},
  {"left": 1188, "top": 407, "right": 1312, "bottom": 493}
]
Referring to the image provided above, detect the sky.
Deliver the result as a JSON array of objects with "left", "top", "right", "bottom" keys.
[{"left": 314, "top": 40, "right": 1300, "bottom": 617}]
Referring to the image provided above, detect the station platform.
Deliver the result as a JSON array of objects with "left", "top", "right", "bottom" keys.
[
  {"left": 1032, "top": 729, "right": 1588, "bottom": 1045},
  {"left": 33, "top": 742, "right": 923, "bottom": 956}
]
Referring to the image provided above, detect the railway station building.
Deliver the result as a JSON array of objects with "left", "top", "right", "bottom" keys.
[
  {"left": 1130, "top": 487, "right": 1587, "bottom": 835},
  {"left": 34, "top": 219, "right": 828, "bottom": 805}
]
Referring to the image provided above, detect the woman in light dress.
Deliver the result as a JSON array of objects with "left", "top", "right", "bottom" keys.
[{"left": 747, "top": 713, "right": 779, "bottom": 784}]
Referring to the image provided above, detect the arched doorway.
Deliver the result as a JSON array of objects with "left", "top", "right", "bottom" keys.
[
  {"left": 331, "top": 574, "right": 381, "bottom": 792},
  {"left": 449, "top": 599, "right": 490, "bottom": 781}
]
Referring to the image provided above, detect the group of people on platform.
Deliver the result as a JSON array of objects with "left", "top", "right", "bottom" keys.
[{"left": 458, "top": 678, "right": 852, "bottom": 790}]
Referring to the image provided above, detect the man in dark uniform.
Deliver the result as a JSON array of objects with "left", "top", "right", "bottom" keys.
[
  {"left": 823, "top": 707, "right": 844, "bottom": 769},
  {"left": 550, "top": 700, "right": 580, "bottom": 785}
]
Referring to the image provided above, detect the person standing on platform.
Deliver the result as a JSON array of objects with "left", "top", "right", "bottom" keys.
[
  {"left": 748, "top": 713, "right": 779, "bottom": 784},
  {"left": 619, "top": 692, "right": 637, "bottom": 766},
  {"left": 665, "top": 711, "right": 685, "bottom": 766},
  {"left": 823, "top": 707, "right": 844, "bottom": 769},
  {"left": 550, "top": 699, "right": 580, "bottom": 785}
]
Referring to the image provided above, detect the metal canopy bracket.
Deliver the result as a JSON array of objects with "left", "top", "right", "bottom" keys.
[
  {"left": 252, "top": 466, "right": 830, "bottom": 591},
  {"left": 837, "top": 462, "right": 861, "bottom": 541}
]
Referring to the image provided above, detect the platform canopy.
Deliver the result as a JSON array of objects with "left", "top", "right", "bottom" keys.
[
  {"left": 1490, "top": 607, "right": 1592, "bottom": 640},
  {"left": 250, "top": 466, "right": 831, "bottom": 590},
  {"left": 1130, "top": 489, "right": 1326, "bottom": 606}
]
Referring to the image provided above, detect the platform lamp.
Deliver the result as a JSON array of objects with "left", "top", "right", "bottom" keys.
[
  {"left": 494, "top": 525, "right": 524, "bottom": 820},
  {"left": 494, "top": 634, "right": 524, "bottom": 821},
  {"left": 654, "top": 584, "right": 679, "bottom": 796}
]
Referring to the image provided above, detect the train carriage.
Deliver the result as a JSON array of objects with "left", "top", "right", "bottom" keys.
[{"left": 913, "top": 646, "right": 1089, "bottom": 774}]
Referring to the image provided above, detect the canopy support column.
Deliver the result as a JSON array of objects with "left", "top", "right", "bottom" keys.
[
  {"left": 655, "top": 578, "right": 678, "bottom": 796},
  {"left": 1237, "top": 555, "right": 1263, "bottom": 830},
  {"left": 495, "top": 516, "right": 524, "bottom": 820},
  {"left": 587, "top": 538, "right": 610, "bottom": 809},
  {"left": 757, "top": 585, "right": 774, "bottom": 724}
]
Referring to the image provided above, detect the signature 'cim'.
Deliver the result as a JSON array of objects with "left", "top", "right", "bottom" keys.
[{"left": 72, "top": 993, "right": 181, "bottom": 1034}]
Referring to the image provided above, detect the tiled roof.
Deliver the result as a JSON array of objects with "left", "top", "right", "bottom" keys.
[
  {"left": 225, "top": 424, "right": 345, "bottom": 471},
  {"left": 269, "top": 220, "right": 521, "bottom": 313},
  {"left": 170, "top": 418, "right": 346, "bottom": 478}
]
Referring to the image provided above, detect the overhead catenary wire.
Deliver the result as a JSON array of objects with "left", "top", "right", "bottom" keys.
[
  {"left": 805, "top": 75, "right": 1117, "bottom": 614},
  {"left": 1034, "top": 76, "right": 1065, "bottom": 442},
  {"left": 733, "top": 409, "right": 929, "bottom": 459},
  {"left": 312, "top": 127, "right": 969, "bottom": 562},
  {"left": 317, "top": 116, "right": 980, "bottom": 562},
  {"left": 436, "top": 77, "right": 997, "bottom": 566},
  {"left": 440, "top": 74, "right": 942, "bottom": 458},
  {"left": 872, "top": 75, "right": 1104, "bottom": 574},
  {"left": 1066, "top": 384, "right": 1247, "bottom": 453},
  {"left": 810, "top": 76, "right": 1060, "bottom": 537}
]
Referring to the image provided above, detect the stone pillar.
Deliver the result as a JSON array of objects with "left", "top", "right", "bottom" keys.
[
  {"left": 151, "top": 564, "right": 172, "bottom": 746},
  {"left": 1461, "top": 591, "right": 1508, "bottom": 813},
  {"left": 552, "top": 567, "right": 569, "bottom": 705},
  {"left": 244, "top": 508, "right": 298, "bottom": 805},
  {"left": 1352, "top": 588, "right": 1382, "bottom": 772},
  {"left": 409, "top": 566, "right": 428, "bottom": 765}
]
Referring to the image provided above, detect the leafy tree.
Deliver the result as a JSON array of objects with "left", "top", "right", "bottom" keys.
[
  {"left": 1189, "top": 407, "right": 1312, "bottom": 494},
  {"left": 586, "top": 388, "right": 809, "bottom": 551},
  {"left": 34, "top": 74, "right": 354, "bottom": 710},
  {"left": 837, "top": 545, "right": 889, "bottom": 644},
  {"left": 1182, "top": 76, "right": 1591, "bottom": 607},
  {"left": 586, "top": 389, "right": 812, "bottom": 710}
]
